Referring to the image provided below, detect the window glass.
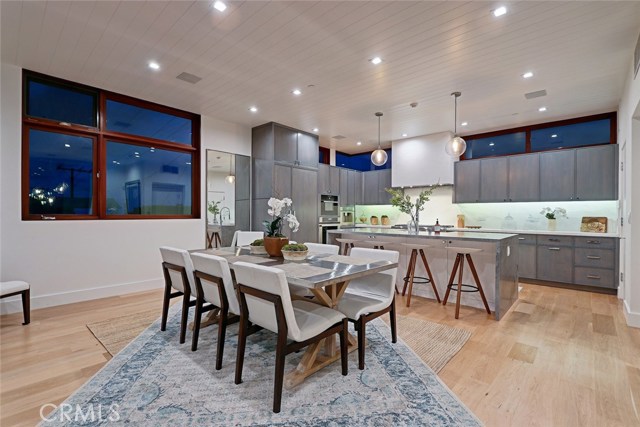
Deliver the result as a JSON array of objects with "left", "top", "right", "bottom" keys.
[
  {"left": 28, "top": 129, "right": 94, "bottom": 215},
  {"left": 530, "top": 119, "right": 611, "bottom": 151},
  {"left": 106, "top": 100, "right": 193, "bottom": 145},
  {"left": 27, "top": 78, "right": 97, "bottom": 127},
  {"left": 105, "top": 141, "right": 192, "bottom": 215},
  {"left": 465, "top": 132, "right": 526, "bottom": 159},
  {"left": 336, "top": 149, "right": 392, "bottom": 171}
]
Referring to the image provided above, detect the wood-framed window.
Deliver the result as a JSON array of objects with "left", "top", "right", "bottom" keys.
[
  {"left": 22, "top": 70, "right": 200, "bottom": 220},
  {"left": 460, "top": 112, "right": 617, "bottom": 160}
]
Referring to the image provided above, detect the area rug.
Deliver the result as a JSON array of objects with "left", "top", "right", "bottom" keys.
[
  {"left": 86, "top": 309, "right": 160, "bottom": 356},
  {"left": 46, "top": 307, "right": 482, "bottom": 426}
]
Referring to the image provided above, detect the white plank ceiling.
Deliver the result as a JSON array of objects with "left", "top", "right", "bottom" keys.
[{"left": 2, "top": 1, "right": 639, "bottom": 153}]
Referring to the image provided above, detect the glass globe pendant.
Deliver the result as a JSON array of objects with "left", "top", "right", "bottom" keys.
[
  {"left": 445, "top": 92, "right": 467, "bottom": 158},
  {"left": 225, "top": 155, "right": 235, "bottom": 184},
  {"left": 371, "top": 112, "right": 388, "bottom": 166}
]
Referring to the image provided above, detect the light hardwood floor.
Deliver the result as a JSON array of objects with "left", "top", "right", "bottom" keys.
[{"left": 1, "top": 283, "right": 639, "bottom": 426}]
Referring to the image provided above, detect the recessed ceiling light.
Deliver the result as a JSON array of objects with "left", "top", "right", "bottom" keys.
[
  {"left": 134, "top": 152, "right": 139, "bottom": 155},
  {"left": 461, "top": 122, "right": 468, "bottom": 126},
  {"left": 112, "top": 160, "right": 117, "bottom": 164},
  {"left": 370, "top": 57, "right": 383, "bottom": 65},
  {"left": 551, "top": 134, "right": 558, "bottom": 138},
  {"left": 538, "top": 106, "right": 547, "bottom": 112},
  {"left": 292, "top": 89, "right": 302, "bottom": 96},
  {"left": 356, "top": 141, "right": 362, "bottom": 146},
  {"left": 148, "top": 61, "right": 160, "bottom": 70},
  {"left": 489, "top": 142, "right": 495, "bottom": 146},
  {"left": 213, "top": 1, "right": 227, "bottom": 12},
  {"left": 402, "top": 133, "right": 408, "bottom": 137},
  {"left": 186, "top": 162, "right": 191, "bottom": 165},
  {"left": 64, "top": 143, "right": 70, "bottom": 148},
  {"left": 249, "top": 106, "right": 258, "bottom": 112},
  {"left": 522, "top": 71, "right": 534, "bottom": 79},
  {"left": 493, "top": 6, "right": 507, "bottom": 17},
  {"left": 312, "top": 128, "right": 319, "bottom": 132}
]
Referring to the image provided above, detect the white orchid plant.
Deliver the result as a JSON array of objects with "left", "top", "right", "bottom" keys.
[
  {"left": 540, "top": 207, "right": 568, "bottom": 220},
  {"left": 264, "top": 197, "right": 300, "bottom": 237}
]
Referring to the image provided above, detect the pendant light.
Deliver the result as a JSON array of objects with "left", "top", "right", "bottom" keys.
[
  {"left": 445, "top": 92, "right": 467, "bottom": 157},
  {"left": 225, "top": 155, "right": 235, "bottom": 184},
  {"left": 371, "top": 112, "right": 388, "bottom": 166}
]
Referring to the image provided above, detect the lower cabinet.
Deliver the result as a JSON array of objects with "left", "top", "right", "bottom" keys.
[
  {"left": 518, "top": 243, "right": 537, "bottom": 279},
  {"left": 536, "top": 245, "right": 574, "bottom": 284}
]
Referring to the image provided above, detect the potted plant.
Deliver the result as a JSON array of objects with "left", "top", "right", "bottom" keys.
[
  {"left": 540, "top": 207, "right": 568, "bottom": 231},
  {"left": 281, "top": 243, "right": 309, "bottom": 261},
  {"left": 386, "top": 185, "right": 437, "bottom": 234},
  {"left": 207, "top": 201, "right": 221, "bottom": 224},
  {"left": 262, "top": 197, "right": 300, "bottom": 257},
  {"left": 249, "top": 238, "right": 267, "bottom": 255}
]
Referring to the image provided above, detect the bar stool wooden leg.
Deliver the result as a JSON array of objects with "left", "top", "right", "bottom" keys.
[
  {"left": 405, "top": 250, "right": 419, "bottom": 307},
  {"left": 419, "top": 249, "right": 441, "bottom": 303},
  {"left": 466, "top": 254, "right": 491, "bottom": 314},
  {"left": 214, "top": 232, "right": 222, "bottom": 248},
  {"left": 455, "top": 255, "right": 465, "bottom": 319},
  {"left": 442, "top": 254, "right": 461, "bottom": 305},
  {"left": 402, "top": 249, "right": 417, "bottom": 296}
]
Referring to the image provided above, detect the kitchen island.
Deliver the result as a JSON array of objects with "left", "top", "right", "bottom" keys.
[{"left": 328, "top": 228, "right": 520, "bottom": 320}]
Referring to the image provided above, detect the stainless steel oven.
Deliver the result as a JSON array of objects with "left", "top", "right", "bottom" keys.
[
  {"left": 319, "top": 194, "right": 339, "bottom": 217},
  {"left": 318, "top": 218, "right": 340, "bottom": 244}
]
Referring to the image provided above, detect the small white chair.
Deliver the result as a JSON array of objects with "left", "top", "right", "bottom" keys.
[
  {"left": 190, "top": 253, "right": 241, "bottom": 365},
  {"left": 231, "top": 231, "right": 264, "bottom": 247},
  {"left": 233, "top": 261, "right": 349, "bottom": 413},
  {"left": 336, "top": 247, "right": 399, "bottom": 370},
  {"left": 0, "top": 281, "right": 30, "bottom": 325},
  {"left": 303, "top": 242, "right": 340, "bottom": 255},
  {"left": 159, "top": 247, "right": 197, "bottom": 344}
]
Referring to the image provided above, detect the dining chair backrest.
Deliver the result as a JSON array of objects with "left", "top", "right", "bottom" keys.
[
  {"left": 233, "top": 262, "right": 302, "bottom": 341},
  {"left": 347, "top": 247, "right": 399, "bottom": 302},
  {"left": 190, "top": 253, "right": 240, "bottom": 315},
  {"left": 303, "top": 242, "right": 340, "bottom": 255},
  {"left": 159, "top": 246, "right": 196, "bottom": 294},
  {"left": 231, "top": 231, "right": 264, "bottom": 247}
]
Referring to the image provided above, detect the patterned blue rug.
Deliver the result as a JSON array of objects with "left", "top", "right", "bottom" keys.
[{"left": 42, "top": 306, "right": 482, "bottom": 426}]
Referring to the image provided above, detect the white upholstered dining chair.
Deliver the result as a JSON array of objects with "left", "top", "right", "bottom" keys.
[
  {"left": 159, "top": 247, "right": 197, "bottom": 345},
  {"left": 0, "top": 281, "right": 30, "bottom": 325},
  {"left": 230, "top": 231, "right": 264, "bottom": 247},
  {"left": 335, "top": 247, "right": 399, "bottom": 370},
  {"left": 232, "top": 261, "right": 349, "bottom": 413},
  {"left": 303, "top": 242, "right": 340, "bottom": 255}
]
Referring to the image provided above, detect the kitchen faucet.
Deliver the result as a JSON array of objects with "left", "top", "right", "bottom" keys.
[{"left": 220, "top": 207, "right": 231, "bottom": 224}]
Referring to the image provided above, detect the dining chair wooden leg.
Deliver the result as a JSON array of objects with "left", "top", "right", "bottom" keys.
[
  {"left": 442, "top": 254, "right": 461, "bottom": 305},
  {"left": 191, "top": 297, "right": 203, "bottom": 351},
  {"left": 234, "top": 313, "right": 248, "bottom": 385},
  {"left": 215, "top": 308, "right": 229, "bottom": 370},
  {"left": 21, "top": 289, "right": 30, "bottom": 325},
  {"left": 420, "top": 249, "right": 441, "bottom": 303},
  {"left": 390, "top": 296, "right": 397, "bottom": 343},
  {"left": 339, "top": 318, "right": 348, "bottom": 376},
  {"left": 466, "top": 254, "right": 491, "bottom": 314},
  {"left": 273, "top": 329, "right": 288, "bottom": 413},
  {"left": 357, "top": 316, "right": 366, "bottom": 370},
  {"left": 455, "top": 255, "right": 465, "bottom": 320},
  {"left": 161, "top": 282, "right": 171, "bottom": 331}
]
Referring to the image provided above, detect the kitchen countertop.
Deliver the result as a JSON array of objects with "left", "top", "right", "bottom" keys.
[
  {"left": 332, "top": 227, "right": 518, "bottom": 242},
  {"left": 449, "top": 227, "right": 619, "bottom": 238}
]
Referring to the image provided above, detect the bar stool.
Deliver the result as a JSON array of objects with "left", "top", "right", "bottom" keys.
[
  {"left": 206, "top": 225, "right": 222, "bottom": 249},
  {"left": 336, "top": 238, "right": 359, "bottom": 255},
  {"left": 401, "top": 243, "right": 440, "bottom": 307},
  {"left": 442, "top": 247, "right": 491, "bottom": 319}
]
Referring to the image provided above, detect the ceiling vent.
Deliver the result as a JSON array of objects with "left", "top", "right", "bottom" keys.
[
  {"left": 332, "top": 135, "right": 347, "bottom": 140},
  {"left": 524, "top": 89, "right": 547, "bottom": 99},
  {"left": 176, "top": 72, "right": 202, "bottom": 84}
]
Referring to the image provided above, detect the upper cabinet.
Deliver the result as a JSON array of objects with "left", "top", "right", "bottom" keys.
[
  {"left": 318, "top": 164, "right": 340, "bottom": 194},
  {"left": 252, "top": 122, "right": 319, "bottom": 168},
  {"left": 454, "top": 145, "right": 618, "bottom": 203},
  {"left": 360, "top": 170, "right": 392, "bottom": 205},
  {"left": 391, "top": 131, "right": 455, "bottom": 187}
]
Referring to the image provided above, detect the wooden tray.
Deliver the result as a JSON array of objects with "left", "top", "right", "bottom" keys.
[{"left": 580, "top": 217, "right": 607, "bottom": 233}]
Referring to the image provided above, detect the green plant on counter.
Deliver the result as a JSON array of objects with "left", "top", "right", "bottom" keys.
[
  {"left": 282, "top": 243, "right": 308, "bottom": 252},
  {"left": 386, "top": 184, "right": 438, "bottom": 222},
  {"left": 251, "top": 239, "right": 264, "bottom": 246},
  {"left": 540, "top": 207, "right": 568, "bottom": 220},
  {"left": 207, "top": 201, "right": 221, "bottom": 215}
]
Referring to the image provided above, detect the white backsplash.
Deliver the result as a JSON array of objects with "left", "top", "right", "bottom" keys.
[{"left": 356, "top": 186, "right": 619, "bottom": 234}]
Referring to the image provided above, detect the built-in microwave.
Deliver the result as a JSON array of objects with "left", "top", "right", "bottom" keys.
[{"left": 319, "top": 194, "right": 339, "bottom": 217}]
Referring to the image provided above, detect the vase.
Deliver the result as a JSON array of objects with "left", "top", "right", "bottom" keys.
[
  {"left": 547, "top": 218, "right": 557, "bottom": 231},
  {"left": 407, "top": 212, "right": 420, "bottom": 234},
  {"left": 264, "top": 237, "right": 289, "bottom": 257}
]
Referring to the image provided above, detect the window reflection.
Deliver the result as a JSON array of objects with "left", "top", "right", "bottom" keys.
[
  {"left": 530, "top": 119, "right": 611, "bottom": 151},
  {"left": 465, "top": 132, "right": 526, "bottom": 159}
]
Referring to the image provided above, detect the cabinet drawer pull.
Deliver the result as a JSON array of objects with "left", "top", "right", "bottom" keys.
[
  {"left": 548, "top": 247, "right": 561, "bottom": 251},
  {"left": 548, "top": 238, "right": 560, "bottom": 242},
  {"left": 586, "top": 256, "right": 601, "bottom": 260},
  {"left": 587, "top": 240, "right": 600, "bottom": 244},
  {"left": 586, "top": 275, "right": 601, "bottom": 279}
]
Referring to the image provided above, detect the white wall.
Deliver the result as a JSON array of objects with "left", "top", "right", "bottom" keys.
[
  {"left": 617, "top": 53, "right": 640, "bottom": 327},
  {"left": 391, "top": 131, "right": 455, "bottom": 187},
  {"left": 0, "top": 63, "right": 251, "bottom": 314}
]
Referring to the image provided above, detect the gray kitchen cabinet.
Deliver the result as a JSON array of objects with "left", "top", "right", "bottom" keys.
[
  {"left": 575, "top": 144, "right": 618, "bottom": 200},
  {"left": 291, "top": 167, "right": 319, "bottom": 244},
  {"left": 297, "top": 132, "right": 320, "bottom": 168},
  {"left": 352, "top": 170, "right": 363, "bottom": 205},
  {"left": 274, "top": 125, "right": 298, "bottom": 165},
  {"left": 454, "top": 160, "right": 480, "bottom": 203},
  {"left": 317, "top": 164, "right": 340, "bottom": 194},
  {"left": 539, "top": 150, "right": 575, "bottom": 201},
  {"left": 235, "top": 155, "right": 251, "bottom": 201},
  {"left": 339, "top": 168, "right": 349, "bottom": 205},
  {"left": 235, "top": 199, "right": 250, "bottom": 231},
  {"left": 363, "top": 171, "right": 378, "bottom": 204},
  {"left": 518, "top": 242, "right": 537, "bottom": 279},
  {"left": 252, "top": 159, "right": 274, "bottom": 199},
  {"left": 273, "top": 163, "right": 292, "bottom": 199},
  {"left": 508, "top": 153, "right": 540, "bottom": 202},
  {"left": 252, "top": 122, "right": 319, "bottom": 168},
  {"left": 479, "top": 157, "right": 508, "bottom": 202},
  {"left": 536, "top": 244, "right": 573, "bottom": 284},
  {"left": 378, "top": 169, "right": 392, "bottom": 204}
]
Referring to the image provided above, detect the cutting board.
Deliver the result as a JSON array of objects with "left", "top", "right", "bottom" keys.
[{"left": 580, "top": 217, "right": 607, "bottom": 233}]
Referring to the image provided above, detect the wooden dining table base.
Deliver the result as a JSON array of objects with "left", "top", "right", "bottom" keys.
[{"left": 284, "top": 280, "right": 358, "bottom": 389}]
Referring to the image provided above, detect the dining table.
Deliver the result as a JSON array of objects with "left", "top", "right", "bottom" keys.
[{"left": 192, "top": 246, "right": 398, "bottom": 388}]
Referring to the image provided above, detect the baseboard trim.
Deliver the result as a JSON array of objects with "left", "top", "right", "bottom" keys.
[
  {"left": 0, "top": 278, "right": 163, "bottom": 315},
  {"left": 623, "top": 300, "right": 640, "bottom": 328}
]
